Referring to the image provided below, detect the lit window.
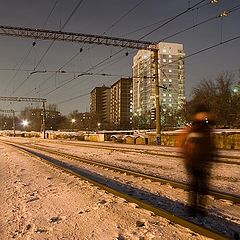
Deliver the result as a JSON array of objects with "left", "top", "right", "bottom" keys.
[
  {"left": 169, "top": 99, "right": 172, "bottom": 102},
  {"left": 163, "top": 79, "right": 166, "bottom": 82},
  {"left": 169, "top": 104, "right": 172, "bottom": 107},
  {"left": 163, "top": 98, "right": 166, "bottom": 102},
  {"left": 169, "top": 59, "right": 172, "bottom": 63},
  {"left": 169, "top": 94, "right": 172, "bottom": 97},
  {"left": 163, "top": 93, "right": 166, "bottom": 97},
  {"left": 169, "top": 79, "right": 172, "bottom": 82},
  {"left": 169, "top": 69, "right": 172, "bottom": 73},
  {"left": 163, "top": 59, "right": 166, "bottom": 62},
  {"left": 163, "top": 49, "right": 166, "bottom": 53},
  {"left": 163, "top": 109, "right": 166, "bottom": 112},
  {"left": 169, "top": 55, "right": 172, "bottom": 58}
]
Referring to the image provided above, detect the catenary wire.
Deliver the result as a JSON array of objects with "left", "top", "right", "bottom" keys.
[
  {"left": 138, "top": 0, "right": 207, "bottom": 40},
  {"left": 11, "top": 0, "right": 85, "bottom": 96},
  {"left": 120, "top": 1, "right": 210, "bottom": 38},
  {"left": 40, "top": 0, "right": 209, "bottom": 100},
  {"left": 160, "top": 3, "right": 240, "bottom": 42},
  {"left": 102, "top": 0, "right": 146, "bottom": 35},
  {"left": 22, "top": 0, "right": 209, "bottom": 100},
  {"left": 3, "top": 0, "right": 60, "bottom": 111},
  {"left": 57, "top": 1, "right": 238, "bottom": 102},
  {"left": 26, "top": 0, "right": 145, "bottom": 97},
  {"left": 7, "top": 0, "right": 236, "bottom": 112},
  {"left": 10, "top": 0, "right": 59, "bottom": 94},
  {"left": 55, "top": 33, "right": 240, "bottom": 105}
]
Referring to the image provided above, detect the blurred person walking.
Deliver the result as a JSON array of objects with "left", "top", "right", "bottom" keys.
[{"left": 178, "top": 104, "right": 216, "bottom": 217}]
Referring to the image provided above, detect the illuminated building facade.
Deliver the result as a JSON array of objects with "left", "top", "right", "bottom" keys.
[{"left": 132, "top": 42, "right": 185, "bottom": 117}]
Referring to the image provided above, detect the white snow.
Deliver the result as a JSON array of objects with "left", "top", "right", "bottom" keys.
[{"left": 0, "top": 136, "right": 239, "bottom": 239}]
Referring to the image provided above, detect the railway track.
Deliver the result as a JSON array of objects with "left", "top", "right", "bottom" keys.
[
  {"left": 2, "top": 140, "right": 240, "bottom": 239},
  {"left": 46, "top": 140, "right": 240, "bottom": 165},
  {"left": 18, "top": 141, "right": 240, "bottom": 204}
]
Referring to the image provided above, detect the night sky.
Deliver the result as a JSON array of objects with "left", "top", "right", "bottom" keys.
[{"left": 0, "top": 0, "right": 239, "bottom": 114}]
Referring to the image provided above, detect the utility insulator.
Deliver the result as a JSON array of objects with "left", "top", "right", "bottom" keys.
[{"left": 151, "top": 107, "right": 156, "bottom": 120}]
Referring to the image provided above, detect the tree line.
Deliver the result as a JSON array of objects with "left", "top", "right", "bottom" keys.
[{"left": 133, "top": 71, "right": 240, "bottom": 130}]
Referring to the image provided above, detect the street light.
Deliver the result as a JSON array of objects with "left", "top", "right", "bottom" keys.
[
  {"left": 71, "top": 118, "right": 76, "bottom": 124},
  {"left": 71, "top": 118, "right": 76, "bottom": 132},
  {"left": 22, "top": 119, "right": 29, "bottom": 130},
  {"left": 22, "top": 120, "right": 29, "bottom": 126},
  {"left": 231, "top": 84, "right": 239, "bottom": 95}
]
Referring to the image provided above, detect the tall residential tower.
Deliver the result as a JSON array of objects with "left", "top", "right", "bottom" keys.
[
  {"left": 90, "top": 86, "right": 110, "bottom": 129},
  {"left": 110, "top": 78, "right": 133, "bottom": 129},
  {"left": 132, "top": 42, "right": 185, "bottom": 117}
]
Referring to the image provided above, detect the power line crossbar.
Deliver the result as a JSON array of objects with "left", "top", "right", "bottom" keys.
[{"left": 0, "top": 25, "right": 157, "bottom": 50}]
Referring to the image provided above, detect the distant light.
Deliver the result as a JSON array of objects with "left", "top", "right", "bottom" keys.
[
  {"left": 71, "top": 118, "right": 76, "bottom": 123},
  {"left": 210, "top": 0, "right": 218, "bottom": 4},
  {"left": 22, "top": 120, "right": 29, "bottom": 127},
  {"left": 231, "top": 84, "right": 239, "bottom": 94},
  {"left": 219, "top": 11, "right": 229, "bottom": 17}
]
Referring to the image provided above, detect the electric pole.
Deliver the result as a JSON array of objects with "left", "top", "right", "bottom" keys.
[{"left": 153, "top": 49, "right": 161, "bottom": 144}]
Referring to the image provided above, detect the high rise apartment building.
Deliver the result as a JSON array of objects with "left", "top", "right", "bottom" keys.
[
  {"left": 90, "top": 86, "right": 110, "bottom": 129},
  {"left": 110, "top": 78, "right": 133, "bottom": 129},
  {"left": 90, "top": 78, "right": 133, "bottom": 130},
  {"left": 132, "top": 42, "right": 185, "bottom": 116}
]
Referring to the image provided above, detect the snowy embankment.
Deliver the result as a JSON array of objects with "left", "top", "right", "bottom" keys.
[{"left": 1, "top": 136, "right": 239, "bottom": 239}]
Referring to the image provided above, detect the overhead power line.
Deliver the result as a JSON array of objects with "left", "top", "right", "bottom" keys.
[
  {"left": 40, "top": 0, "right": 226, "bottom": 100},
  {"left": 120, "top": 0, "right": 210, "bottom": 38},
  {"left": 61, "top": 0, "right": 84, "bottom": 30},
  {"left": 1, "top": 0, "right": 208, "bottom": 99},
  {"left": 6, "top": 0, "right": 60, "bottom": 97},
  {"left": 33, "top": 0, "right": 85, "bottom": 71},
  {"left": 4, "top": 45, "right": 34, "bottom": 95},
  {"left": 42, "top": 0, "right": 59, "bottom": 29},
  {"left": 102, "top": 0, "right": 146, "bottom": 35},
  {"left": 160, "top": 3, "right": 240, "bottom": 42},
  {"left": 55, "top": 33, "right": 240, "bottom": 105},
  {"left": 186, "top": 34, "right": 240, "bottom": 59},
  {"left": 1, "top": 1, "right": 234, "bottom": 106},
  {"left": 9, "top": 0, "right": 85, "bottom": 96},
  {"left": 26, "top": 1, "right": 145, "bottom": 97},
  {"left": 139, "top": 0, "right": 207, "bottom": 40},
  {"left": 42, "top": 0, "right": 210, "bottom": 98},
  {"left": 0, "top": 24, "right": 156, "bottom": 97}
]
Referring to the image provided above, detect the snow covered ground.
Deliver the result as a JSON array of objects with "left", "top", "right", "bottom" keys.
[{"left": 0, "top": 137, "right": 239, "bottom": 239}]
